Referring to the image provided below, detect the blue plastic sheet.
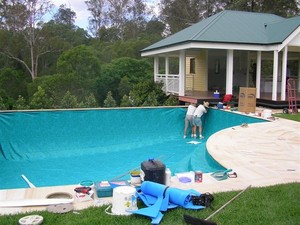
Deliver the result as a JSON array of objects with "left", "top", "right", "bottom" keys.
[
  {"left": 0, "top": 107, "right": 264, "bottom": 189},
  {"left": 132, "top": 181, "right": 204, "bottom": 224}
]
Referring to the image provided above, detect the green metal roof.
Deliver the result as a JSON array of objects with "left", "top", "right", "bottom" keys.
[{"left": 141, "top": 10, "right": 300, "bottom": 52}]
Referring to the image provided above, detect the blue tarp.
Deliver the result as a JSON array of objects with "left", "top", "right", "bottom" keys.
[{"left": 0, "top": 107, "right": 264, "bottom": 189}]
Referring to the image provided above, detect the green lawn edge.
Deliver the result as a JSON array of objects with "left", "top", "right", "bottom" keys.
[{"left": 1, "top": 182, "right": 299, "bottom": 225}]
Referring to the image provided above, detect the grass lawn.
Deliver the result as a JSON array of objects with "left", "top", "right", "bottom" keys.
[
  {"left": 274, "top": 111, "right": 300, "bottom": 122},
  {"left": 0, "top": 183, "right": 299, "bottom": 225}
]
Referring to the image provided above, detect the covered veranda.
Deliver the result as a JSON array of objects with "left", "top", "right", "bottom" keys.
[{"left": 141, "top": 11, "right": 300, "bottom": 109}]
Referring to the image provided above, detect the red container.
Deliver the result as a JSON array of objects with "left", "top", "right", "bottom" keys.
[{"left": 195, "top": 171, "right": 203, "bottom": 183}]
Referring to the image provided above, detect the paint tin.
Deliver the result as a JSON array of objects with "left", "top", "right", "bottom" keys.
[
  {"left": 195, "top": 171, "right": 203, "bottom": 183},
  {"left": 165, "top": 168, "right": 171, "bottom": 186},
  {"left": 130, "top": 170, "right": 141, "bottom": 185}
]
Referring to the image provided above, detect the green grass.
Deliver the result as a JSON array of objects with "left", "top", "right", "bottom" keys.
[
  {"left": 1, "top": 183, "right": 299, "bottom": 225},
  {"left": 274, "top": 112, "right": 300, "bottom": 122}
]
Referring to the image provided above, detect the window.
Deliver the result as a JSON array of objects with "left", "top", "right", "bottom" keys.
[{"left": 190, "top": 58, "right": 195, "bottom": 74}]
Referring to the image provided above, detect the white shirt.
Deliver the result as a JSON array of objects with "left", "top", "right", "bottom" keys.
[
  {"left": 186, "top": 104, "right": 196, "bottom": 116},
  {"left": 193, "top": 104, "right": 207, "bottom": 117}
]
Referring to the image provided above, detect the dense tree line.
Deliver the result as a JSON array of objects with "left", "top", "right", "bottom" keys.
[{"left": 0, "top": 0, "right": 299, "bottom": 110}]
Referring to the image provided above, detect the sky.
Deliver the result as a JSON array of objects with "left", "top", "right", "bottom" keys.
[{"left": 50, "top": 0, "right": 160, "bottom": 30}]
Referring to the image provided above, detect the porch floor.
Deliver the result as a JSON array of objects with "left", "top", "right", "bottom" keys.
[{"left": 179, "top": 91, "right": 300, "bottom": 109}]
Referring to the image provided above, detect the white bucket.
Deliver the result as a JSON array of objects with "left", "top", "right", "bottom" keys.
[
  {"left": 263, "top": 109, "right": 272, "bottom": 119},
  {"left": 111, "top": 186, "right": 137, "bottom": 215}
]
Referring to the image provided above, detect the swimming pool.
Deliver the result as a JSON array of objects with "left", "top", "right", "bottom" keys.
[{"left": 0, "top": 107, "right": 265, "bottom": 189}]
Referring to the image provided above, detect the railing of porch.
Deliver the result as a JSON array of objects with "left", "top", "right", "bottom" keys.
[{"left": 155, "top": 74, "right": 179, "bottom": 94}]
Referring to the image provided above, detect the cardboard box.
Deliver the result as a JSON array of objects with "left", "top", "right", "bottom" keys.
[{"left": 238, "top": 87, "right": 256, "bottom": 113}]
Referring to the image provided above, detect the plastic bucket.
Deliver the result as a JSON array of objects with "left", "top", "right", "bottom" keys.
[
  {"left": 213, "top": 93, "right": 220, "bottom": 99},
  {"left": 130, "top": 170, "right": 141, "bottom": 184},
  {"left": 217, "top": 102, "right": 223, "bottom": 109},
  {"left": 130, "top": 175, "right": 142, "bottom": 184},
  {"left": 111, "top": 186, "right": 137, "bottom": 215},
  {"left": 263, "top": 109, "right": 272, "bottom": 119}
]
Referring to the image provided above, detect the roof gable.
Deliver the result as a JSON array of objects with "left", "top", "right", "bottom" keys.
[{"left": 142, "top": 10, "right": 300, "bottom": 52}]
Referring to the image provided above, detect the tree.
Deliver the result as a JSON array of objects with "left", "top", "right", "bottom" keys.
[
  {"left": 0, "top": 96, "right": 7, "bottom": 110},
  {"left": 142, "top": 91, "right": 159, "bottom": 106},
  {"left": 160, "top": 0, "right": 202, "bottom": 34},
  {"left": 129, "top": 80, "right": 166, "bottom": 106},
  {"left": 123, "top": 0, "right": 148, "bottom": 40},
  {"left": 260, "top": 0, "right": 299, "bottom": 17},
  {"left": 118, "top": 76, "right": 131, "bottom": 99},
  {"left": 53, "top": 4, "right": 76, "bottom": 27},
  {"left": 160, "top": 0, "right": 227, "bottom": 34},
  {"left": 0, "top": 0, "right": 54, "bottom": 80},
  {"left": 164, "top": 94, "right": 178, "bottom": 106},
  {"left": 57, "top": 45, "right": 101, "bottom": 79},
  {"left": 106, "top": 0, "right": 130, "bottom": 40},
  {"left": 85, "top": 0, "right": 106, "bottom": 38},
  {"left": 120, "top": 94, "right": 133, "bottom": 107},
  {"left": 27, "top": 72, "right": 97, "bottom": 108},
  {"left": 29, "top": 86, "right": 51, "bottom": 109},
  {"left": 86, "top": 0, "right": 149, "bottom": 40},
  {"left": 95, "top": 57, "right": 152, "bottom": 105},
  {"left": 0, "top": 67, "right": 28, "bottom": 100},
  {"left": 224, "top": 0, "right": 299, "bottom": 17},
  {"left": 103, "top": 91, "right": 117, "bottom": 107},
  {"left": 33, "top": 22, "right": 89, "bottom": 76},
  {"left": 82, "top": 93, "right": 98, "bottom": 108},
  {"left": 13, "top": 95, "right": 28, "bottom": 110},
  {"left": 60, "top": 91, "right": 78, "bottom": 108},
  {"left": 141, "top": 16, "right": 165, "bottom": 41}
]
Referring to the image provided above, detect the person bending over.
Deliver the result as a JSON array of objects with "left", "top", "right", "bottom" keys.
[
  {"left": 183, "top": 102, "right": 196, "bottom": 138},
  {"left": 193, "top": 101, "right": 209, "bottom": 139}
]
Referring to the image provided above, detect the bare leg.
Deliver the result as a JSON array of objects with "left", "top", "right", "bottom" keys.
[
  {"left": 184, "top": 125, "right": 188, "bottom": 136},
  {"left": 199, "top": 126, "right": 203, "bottom": 139},
  {"left": 192, "top": 125, "right": 196, "bottom": 137},
  {"left": 183, "top": 119, "right": 189, "bottom": 137}
]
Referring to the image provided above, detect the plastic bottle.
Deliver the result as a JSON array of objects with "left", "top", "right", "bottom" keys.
[{"left": 165, "top": 168, "right": 171, "bottom": 186}]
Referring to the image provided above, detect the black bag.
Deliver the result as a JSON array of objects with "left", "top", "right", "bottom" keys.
[{"left": 191, "top": 192, "right": 214, "bottom": 208}]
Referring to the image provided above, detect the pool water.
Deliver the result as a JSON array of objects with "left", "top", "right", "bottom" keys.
[{"left": 0, "top": 107, "right": 265, "bottom": 189}]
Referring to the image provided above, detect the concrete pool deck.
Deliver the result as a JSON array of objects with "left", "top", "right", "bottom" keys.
[
  {"left": 0, "top": 111, "right": 299, "bottom": 215},
  {"left": 176, "top": 112, "right": 300, "bottom": 193}
]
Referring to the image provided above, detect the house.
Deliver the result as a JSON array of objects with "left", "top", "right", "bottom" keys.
[{"left": 140, "top": 10, "right": 300, "bottom": 108}]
